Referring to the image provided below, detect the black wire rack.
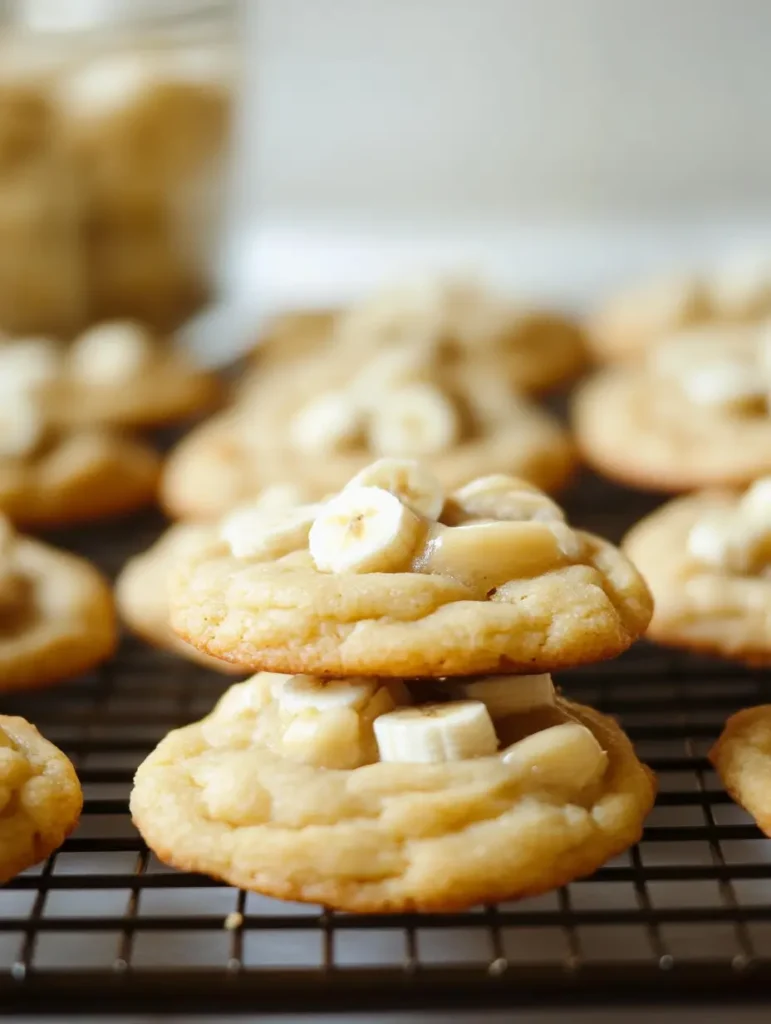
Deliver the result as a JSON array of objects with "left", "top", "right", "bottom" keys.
[{"left": 2, "top": 473, "right": 771, "bottom": 1016}]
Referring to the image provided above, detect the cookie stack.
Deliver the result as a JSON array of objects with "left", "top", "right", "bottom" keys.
[{"left": 132, "top": 459, "right": 656, "bottom": 913}]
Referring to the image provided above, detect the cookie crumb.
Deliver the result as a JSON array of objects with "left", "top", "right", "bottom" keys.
[{"left": 224, "top": 911, "right": 243, "bottom": 931}]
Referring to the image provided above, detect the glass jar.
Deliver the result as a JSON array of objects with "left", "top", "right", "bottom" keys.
[{"left": 0, "top": 0, "right": 237, "bottom": 336}]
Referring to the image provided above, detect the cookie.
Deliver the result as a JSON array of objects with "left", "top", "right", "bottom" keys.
[
  {"left": 0, "top": 516, "right": 116, "bottom": 690},
  {"left": 623, "top": 480, "right": 771, "bottom": 662},
  {"left": 131, "top": 673, "right": 655, "bottom": 913},
  {"left": 573, "top": 325, "right": 771, "bottom": 491},
  {"left": 161, "top": 345, "right": 575, "bottom": 521},
  {"left": 170, "top": 461, "right": 652, "bottom": 676},
  {"left": 710, "top": 707, "right": 771, "bottom": 835},
  {"left": 588, "top": 256, "right": 771, "bottom": 362},
  {"left": 116, "top": 521, "right": 241, "bottom": 673},
  {"left": 0, "top": 398, "right": 160, "bottom": 527},
  {"left": 0, "top": 716, "right": 83, "bottom": 883},
  {"left": 0, "top": 324, "right": 222, "bottom": 430},
  {"left": 331, "top": 277, "right": 587, "bottom": 394}
]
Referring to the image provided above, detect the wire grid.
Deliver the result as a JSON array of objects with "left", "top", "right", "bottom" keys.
[{"left": 1, "top": 478, "right": 771, "bottom": 1014}]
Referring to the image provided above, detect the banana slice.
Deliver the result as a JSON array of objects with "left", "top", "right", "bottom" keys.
[
  {"left": 277, "top": 674, "right": 380, "bottom": 714},
  {"left": 452, "top": 674, "right": 555, "bottom": 718},
  {"left": 251, "top": 482, "right": 310, "bottom": 514},
  {"left": 346, "top": 458, "right": 445, "bottom": 519},
  {"left": 289, "top": 391, "right": 364, "bottom": 455},
  {"left": 501, "top": 723, "right": 607, "bottom": 794},
  {"left": 0, "top": 393, "right": 46, "bottom": 458},
  {"left": 374, "top": 700, "right": 498, "bottom": 763},
  {"left": 69, "top": 321, "right": 154, "bottom": 384},
  {"left": 214, "top": 673, "right": 292, "bottom": 718},
  {"left": 0, "top": 338, "right": 62, "bottom": 396},
  {"left": 369, "top": 383, "right": 459, "bottom": 457},
  {"left": 220, "top": 502, "right": 321, "bottom": 560},
  {"left": 413, "top": 520, "right": 573, "bottom": 594},
  {"left": 309, "top": 485, "right": 423, "bottom": 574},
  {"left": 449, "top": 474, "right": 565, "bottom": 524}
]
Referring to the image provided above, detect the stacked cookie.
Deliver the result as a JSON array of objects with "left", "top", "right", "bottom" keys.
[{"left": 132, "top": 459, "right": 656, "bottom": 912}]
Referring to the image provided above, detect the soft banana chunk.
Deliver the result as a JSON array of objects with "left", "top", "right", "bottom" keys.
[
  {"left": 449, "top": 474, "right": 565, "bottom": 524},
  {"left": 452, "top": 674, "right": 555, "bottom": 718},
  {"left": 213, "top": 674, "right": 291, "bottom": 719},
  {"left": 277, "top": 675, "right": 380, "bottom": 714},
  {"left": 275, "top": 675, "right": 398, "bottom": 770},
  {"left": 309, "top": 485, "right": 423, "bottom": 573},
  {"left": 68, "top": 321, "right": 155, "bottom": 385},
  {"left": 369, "top": 383, "right": 459, "bottom": 457},
  {"left": 412, "top": 520, "right": 574, "bottom": 594},
  {"left": 221, "top": 502, "right": 321, "bottom": 560},
  {"left": 501, "top": 722, "right": 608, "bottom": 795},
  {"left": 346, "top": 457, "right": 445, "bottom": 519},
  {"left": 289, "top": 391, "right": 364, "bottom": 455},
  {"left": 374, "top": 700, "right": 498, "bottom": 763}
]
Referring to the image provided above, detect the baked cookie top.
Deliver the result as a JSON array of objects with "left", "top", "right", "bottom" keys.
[
  {"left": 0, "top": 387, "right": 159, "bottom": 526},
  {"left": 623, "top": 479, "right": 771, "bottom": 662},
  {"left": 161, "top": 342, "right": 575, "bottom": 521},
  {"left": 0, "top": 715, "right": 83, "bottom": 883},
  {"left": 0, "top": 322, "right": 221, "bottom": 429},
  {"left": 588, "top": 254, "right": 771, "bottom": 362},
  {"left": 710, "top": 706, "right": 771, "bottom": 837},
  {"left": 170, "top": 461, "right": 652, "bottom": 676},
  {"left": 0, "top": 514, "right": 116, "bottom": 690},
  {"left": 131, "top": 672, "right": 655, "bottom": 912},
  {"left": 573, "top": 324, "right": 771, "bottom": 491}
]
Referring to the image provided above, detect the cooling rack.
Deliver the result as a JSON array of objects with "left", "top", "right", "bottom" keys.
[{"left": 2, "top": 473, "right": 771, "bottom": 1015}]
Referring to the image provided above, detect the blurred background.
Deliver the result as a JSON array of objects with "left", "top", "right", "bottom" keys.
[
  {"left": 243, "top": 0, "right": 771, "bottom": 321},
  {"left": 3, "top": 0, "right": 771, "bottom": 359}
]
